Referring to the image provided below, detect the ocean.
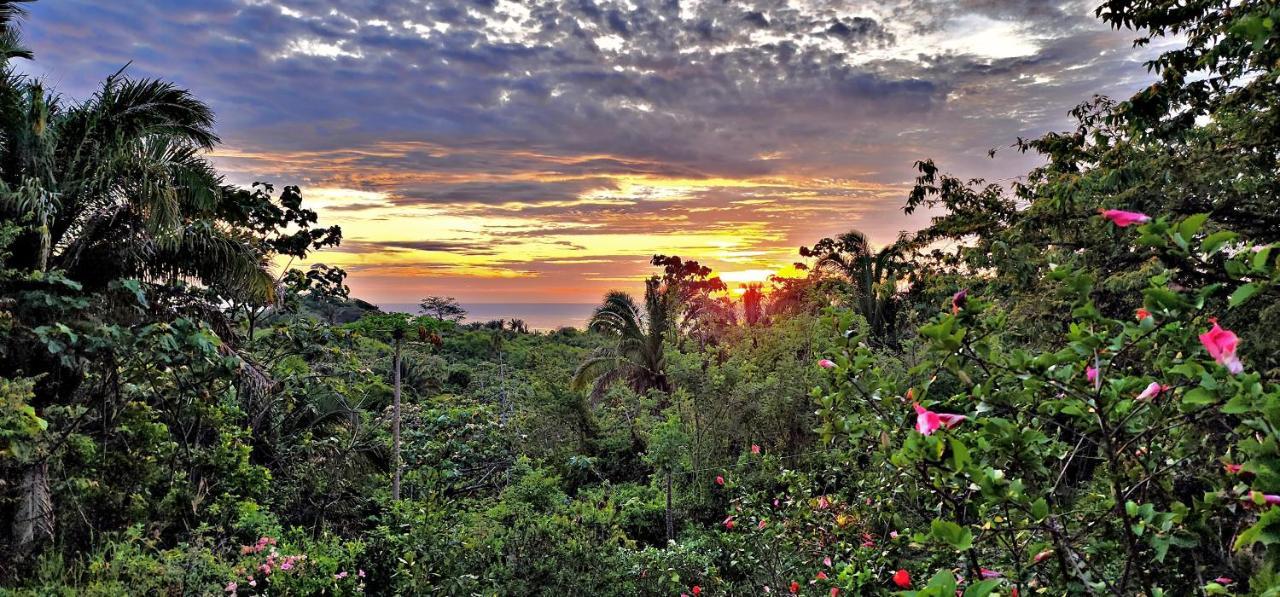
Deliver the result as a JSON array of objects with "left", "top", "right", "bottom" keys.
[{"left": 378, "top": 303, "right": 596, "bottom": 331}]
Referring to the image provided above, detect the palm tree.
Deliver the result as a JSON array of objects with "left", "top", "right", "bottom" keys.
[
  {"left": 0, "top": 73, "right": 272, "bottom": 300},
  {"left": 802, "top": 229, "right": 908, "bottom": 341},
  {"left": 572, "top": 277, "right": 675, "bottom": 403},
  {"left": 740, "top": 282, "right": 764, "bottom": 326},
  {"left": 0, "top": 3, "right": 276, "bottom": 551}
]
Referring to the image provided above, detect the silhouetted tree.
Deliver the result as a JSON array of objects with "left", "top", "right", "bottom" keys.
[
  {"left": 572, "top": 277, "right": 675, "bottom": 403},
  {"left": 418, "top": 296, "right": 466, "bottom": 322},
  {"left": 801, "top": 230, "right": 908, "bottom": 342}
]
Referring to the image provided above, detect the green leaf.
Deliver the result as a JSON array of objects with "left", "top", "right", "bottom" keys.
[
  {"left": 1182, "top": 387, "right": 1215, "bottom": 406},
  {"left": 1177, "top": 213, "right": 1209, "bottom": 240},
  {"left": 930, "top": 518, "right": 973, "bottom": 551},
  {"left": 1235, "top": 507, "right": 1280, "bottom": 550},
  {"left": 1144, "top": 287, "right": 1188, "bottom": 311},
  {"left": 1222, "top": 395, "right": 1252, "bottom": 415},
  {"left": 1229, "top": 283, "right": 1262, "bottom": 307},
  {"left": 963, "top": 579, "right": 1001, "bottom": 597},
  {"left": 1031, "top": 497, "right": 1049, "bottom": 521},
  {"left": 1202, "top": 230, "right": 1237, "bottom": 256},
  {"left": 925, "top": 569, "right": 959, "bottom": 595},
  {"left": 950, "top": 437, "right": 970, "bottom": 471},
  {"left": 1253, "top": 246, "right": 1272, "bottom": 270}
]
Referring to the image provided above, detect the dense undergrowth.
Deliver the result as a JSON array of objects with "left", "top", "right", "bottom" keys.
[{"left": 3, "top": 0, "right": 1280, "bottom": 595}]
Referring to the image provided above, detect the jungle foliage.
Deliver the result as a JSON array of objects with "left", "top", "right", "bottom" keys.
[{"left": 2, "top": 0, "right": 1280, "bottom": 595}]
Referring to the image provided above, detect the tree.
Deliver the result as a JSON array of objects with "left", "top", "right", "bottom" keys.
[
  {"left": 651, "top": 254, "right": 729, "bottom": 345},
  {"left": 902, "top": 0, "right": 1280, "bottom": 362},
  {"left": 572, "top": 277, "right": 675, "bottom": 403},
  {"left": 643, "top": 412, "right": 690, "bottom": 542},
  {"left": 280, "top": 263, "right": 352, "bottom": 323},
  {"left": 0, "top": 2, "right": 339, "bottom": 556},
  {"left": 740, "top": 282, "right": 764, "bottom": 326},
  {"left": 222, "top": 183, "right": 342, "bottom": 340},
  {"left": 418, "top": 296, "right": 466, "bottom": 322},
  {"left": 800, "top": 229, "right": 908, "bottom": 342}
]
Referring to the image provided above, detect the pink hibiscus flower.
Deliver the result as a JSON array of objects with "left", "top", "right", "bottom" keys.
[
  {"left": 1199, "top": 319, "right": 1244, "bottom": 374},
  {"left": 913, "top": 403, "right": 967, "bottom": 435},
  {"left": 1135, "top": 381, "right": 1166, "bottom": 402},
  {"left": 1099, "top": 208, "right": 1151, "bottom": 227}
]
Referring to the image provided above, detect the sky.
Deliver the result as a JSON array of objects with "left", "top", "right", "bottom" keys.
[{"left": 19, "top": 0, "right": 1169, "bottom": 304}]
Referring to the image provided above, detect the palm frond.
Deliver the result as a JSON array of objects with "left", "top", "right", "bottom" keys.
[
  {"left": 588, "top": 366, "right": 629, "bottom": 405},
  {"left": 0, "top": 1, "right": 32, "bottom": 63},
  {"left": 91, "top": 76, "right": 219, "bottom": 149}
]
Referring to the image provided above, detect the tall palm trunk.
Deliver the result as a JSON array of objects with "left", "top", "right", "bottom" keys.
[
  {"left": 391, "top": 331, "right": 403, "bottom": 501},
  {"left": 12, "top": 461, "right": 53, "bottom": 553}
]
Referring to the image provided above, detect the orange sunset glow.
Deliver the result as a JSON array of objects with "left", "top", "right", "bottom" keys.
[{"left": 19, "top": 0, "right": 1164, "bottom": 305}]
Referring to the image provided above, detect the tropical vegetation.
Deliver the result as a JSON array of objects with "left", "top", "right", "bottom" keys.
[{"left": 2, "top": 0, "right": 1280, "bottom": 595}]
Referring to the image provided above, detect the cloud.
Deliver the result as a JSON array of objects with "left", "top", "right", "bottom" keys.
[
  {"left": 17, "top": 0, "right": 1166, "bottom": 302},
  {"left": 363, "top": 240, "right": 502, "bottom": 256}
]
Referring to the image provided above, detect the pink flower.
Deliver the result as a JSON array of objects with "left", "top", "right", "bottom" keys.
[
  {"left": 823, "top": 556, "right": 832, "bottom": 567},
  {"left": 914, "top": 403, "right": 968, "bottom": 435},
  {"left": 715, "top": 475, "right": 725, "bottom": 486},
  {"left": 1215, "top": 577, "right": 1233, "bottom": 584},
  {"left": 889, "top": 531, "right": 899, "bottom": 539},
  {"left": 1200, "top": 319, "right": 1244, "bottom": 374},
  {"left": 248, "top": 580, "right": 257, "bottom": 588},
  {"left": 1247, "top": 491, "right": 1280, "bottom": 506},
  {"left": 980, "top": 568, "right": 1002, "bottom": 579},
  {"left": 1086, "top": 366, "right": 1098, "bottom": 384},
  {"left": 358, "top": 569, "right": 365, "bottom": 578},
  {"left": 937, "top": 412, "right": 967, "bottom": 428},
  {"left": 1224, "top": 463, "right": 1244, "bottom": 475},
  {"left": 224, "top": 581, "right": 238, "bottom": 593},
  {"left": 335, "top": 571, "right": 348, "bottom": 580},
  {"left": 914, "top": 403, "right": 942, "bottom": 435},
  {"left": 758, "top": 519, "right": 768, "bottom": 530},
  {"left": 816, "top": 495, "right": 829, "bottom": 510},
  {"left": 818, "top": 358, "right": 836, "bottom": 369},
  {"left": 1135, "top": 381, "right": 1165, "bottom": 402},
  {"left": 817, "top": 571, "right": 829, "bottom": 580},
  {"left": 751, "top": 444, "right": 761, "bottom": 454},
  {"left": 1099, "top": 208, "right": 1151, "bottom": 227},
  {"left": 830, "top": 589, "right": 840, "bottom": 597},
  {"left": 952, "top": 289, "right": 968, "bottom": 315}
]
